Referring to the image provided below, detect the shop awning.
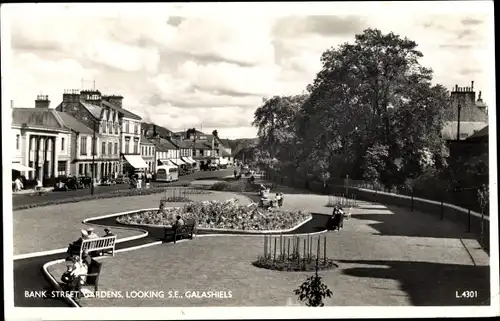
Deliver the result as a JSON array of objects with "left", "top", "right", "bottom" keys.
[
  {"left": 12, "top": 163, "right": 35, "bottom": 172},
  {"left": 181, "top": 157, "right": 196, "bottom": 164},
  {"left": 169, "top": 158, "right": 185, "bottom": 166},
  {"left": 160, "top": 159, "right": 175, "bottom": 166},
  {"left": 124, "top": 155, "right": 148, "bottom": 169}
]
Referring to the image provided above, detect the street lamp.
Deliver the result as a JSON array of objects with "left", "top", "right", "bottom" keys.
[{"left": 91, "top": 119, "right": 96, "bottom": 195}]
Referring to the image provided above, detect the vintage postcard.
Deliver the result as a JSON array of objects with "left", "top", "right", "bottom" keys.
[{"left": 2, "top": 1, "right": 498, "bottom": 320}]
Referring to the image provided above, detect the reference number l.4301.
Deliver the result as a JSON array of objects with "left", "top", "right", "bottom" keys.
[{"left": 455, "top": 290, "right": 479, "bottom": 299}]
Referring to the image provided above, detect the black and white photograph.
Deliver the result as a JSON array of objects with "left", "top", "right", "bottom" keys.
[{"left": 2, "top": 2, "right": 498, "bottom": 320}]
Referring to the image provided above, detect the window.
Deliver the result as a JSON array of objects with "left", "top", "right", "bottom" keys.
[
  {"left": 125, "top": 138, "right": 130, "bottom": 154},
  {"left": 16, "top": 135, "right": 20, "bottom": 149},
  {"left": 115, "top": 123, "right": 119, "bottom": 134},
  {"left": 58, "top": 161, "right": 67, "bottom": 176},
  {"left": 114, "top": 142, "right": 118, "bottom": 155},
  {"left": 92, "top": 137, "right": 96, "bottom": 155},
  {"left": 79, "top": 164, "right": 84, "bottom": 175},
  {"left": 80, "top": 137, "right": 87, "bottom": 155},
  {"left": 102, "top": 142, "right": 106, "bottom": 155},
  {"left": 199, "top": 149, "right": 204, "bottom": 156},
  {"left": 133, "top": 139, "right": 139, "bottom": 154},
  {"left": 134, "top": 123, "right": 138, "bottom": 134},
  {"left": 108, "top": 142, "right": 113, "bottom": 155},
  {"left": 125, "top": 121, "right": 129, "bottom": 133},
  {"left": 102, "top": 121, "right": 106, "bottom": 134},
  {"left": 61, "top": 137, "right": 65, "bottom": 151}
]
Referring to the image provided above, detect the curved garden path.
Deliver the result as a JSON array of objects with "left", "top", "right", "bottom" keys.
[{"left": 13, "top": 184, "right": 490, "bottom": 307}]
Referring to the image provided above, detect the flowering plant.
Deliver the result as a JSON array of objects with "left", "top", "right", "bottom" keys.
[{"left": 117, "top": 199, "right": 310, "bottom": 230}]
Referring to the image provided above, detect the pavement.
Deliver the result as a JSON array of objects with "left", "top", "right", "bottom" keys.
[
  {"left": 11, "top": 170, "right": 491, "bottom": 307},
  {"left": 12, "top": 169, "right": 235, "bottom": 209}
]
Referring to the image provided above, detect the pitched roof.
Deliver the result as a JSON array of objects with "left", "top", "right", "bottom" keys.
[
  {"left": 140, "top": 135, "right": 154, "bottom": 145},
  {"left": 56, "top": 111, "right": 93, "bottom": 134},
  {"left": 150, "top": 137, "right": 178, "bottom": 151},
  {"left": 466, "top": 125, "right": 488, "bottom": 140},
  {"left": 441, "top": 121, "right": 487, "bottom": 140},
  {"left": 11, "top": 108, "right": 68, "bottom": 131},
  {"left": 169, "top": 138, "right": 192, "bottom": 149},
  {"left": 221, "top": 149, "right": 232, "bottom": 157},
  {"left": 80, "top": 101, "right": 103, "bottom": 119},
  {"left": 102, "top": 100, "right": 142, "bottom": 120}
]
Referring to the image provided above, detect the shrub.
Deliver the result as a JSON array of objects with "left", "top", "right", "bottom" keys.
[
  {"left": 13, "top": 187, "right": 210, "bottom": 211},
  {"left": 117, "top": 199, "right": 311, "bottom": 230},
  {"left": 210, "top": 182, "right": 230, "bottom": 191}
]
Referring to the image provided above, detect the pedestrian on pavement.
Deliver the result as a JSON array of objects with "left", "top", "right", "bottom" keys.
[{"left": 14, "top": 177, "right": 24, "bottom": 192}]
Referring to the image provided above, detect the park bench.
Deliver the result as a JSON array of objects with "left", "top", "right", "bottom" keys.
[
  {"left": 80, "top": 235, "right": 117, "bottom": 258},
  {"left": 77, "top": 258, "right": 103, "bottom": 297},
  {"left": 164, "top": 221, "right": 196, "bottom": 244}
]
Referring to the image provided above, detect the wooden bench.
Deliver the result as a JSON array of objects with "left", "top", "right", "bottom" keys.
[
  {"left": 164, "top": 222, "right": 196, "bottom": 244},
  {"left": 80, "top": 235, "right": 117, "bottom": 258}
]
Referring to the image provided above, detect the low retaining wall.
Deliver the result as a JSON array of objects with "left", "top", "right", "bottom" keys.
[{"left": 347, "top": 187, "right": 490, "bottom": 251}]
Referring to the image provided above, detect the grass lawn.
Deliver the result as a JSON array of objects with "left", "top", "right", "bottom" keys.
[
  {"left": 13, "top": 191, "right": 251, "bottom": 255},
  {"left": 48, "top": 201, "right": 490, "bottom": 307}
]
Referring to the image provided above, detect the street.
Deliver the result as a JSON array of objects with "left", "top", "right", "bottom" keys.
[{"left": 12, "top": 169, "right": 234, "bottom": 209}]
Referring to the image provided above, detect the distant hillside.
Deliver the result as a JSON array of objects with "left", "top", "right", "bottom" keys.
[
  {"left": 226, "top": 138, "right": 259, "bottom": 156},
  {"left": 141, "top": 122, "right": 176, "bottom": 138}
]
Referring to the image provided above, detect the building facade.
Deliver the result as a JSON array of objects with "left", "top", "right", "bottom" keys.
[
  {"left": 11, "top": 96, "right": 72, "bottom": 183},
  {"left": 140, "top": 135, "right": 156, "bottom": 173},
  {"left": 442, "top": 81, "right": 489, "bottom": 141},
  {"left": 56, "top": 90, "right": 148, "bottom": 179}
]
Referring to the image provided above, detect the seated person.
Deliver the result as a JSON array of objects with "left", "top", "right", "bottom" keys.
[
  {"left": 278, "top": 192, "right": 284, "bottom": 207},
  {"left": 103, "top": 228, "right": 115, "bottom": 237},
  {"left": 66, "top": 230, "right": 88, "bottom": 258},
  {"left": 86, "top": 227, "right": 99, "bottom": 239},
  {"left": 61, "top": 255, "right": 89, "bottom": 295},
  {"left": 173, "top": 215, "right": 185, "bottom": 230}
]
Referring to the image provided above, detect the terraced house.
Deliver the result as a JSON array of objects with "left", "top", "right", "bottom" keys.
[{"left": 55, "top": 89, "right": 147, "bottom": 179}]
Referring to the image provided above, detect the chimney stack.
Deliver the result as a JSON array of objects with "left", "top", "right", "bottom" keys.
[{"left": 35, "top": 95, "right": 50, "bottom": 109}]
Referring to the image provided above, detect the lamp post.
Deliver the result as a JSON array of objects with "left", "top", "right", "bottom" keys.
[{"left": 91, "top": 120, "right": 96, "bottom": 195}]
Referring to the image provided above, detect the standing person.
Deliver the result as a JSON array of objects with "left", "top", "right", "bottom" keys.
[
  {"left": 35, "top": 177, "right": 43, "bottom": 193},
  {"left": 14, "top": 177, "right": 23, "bottom": 192}
]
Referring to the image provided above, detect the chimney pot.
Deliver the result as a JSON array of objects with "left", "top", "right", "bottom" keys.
[{"left": 471, "top": 80, "right": 474, "bottom": 90}]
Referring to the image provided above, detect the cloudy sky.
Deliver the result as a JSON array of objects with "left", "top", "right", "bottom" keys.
[{"left": 2, "top": 2, "right": 495, "bottom": 139}]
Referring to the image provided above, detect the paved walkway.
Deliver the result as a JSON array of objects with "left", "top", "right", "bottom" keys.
[
  {"left": 49, "top": 188, "right": 489, "bottom": 307},
  {"left": 13, "top": 180, "right": 490, "bottom": 307},
  {"left": 13, "top": 191, "right": 249, "bottom": 255}
]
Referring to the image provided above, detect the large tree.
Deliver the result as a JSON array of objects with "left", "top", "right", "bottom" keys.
[
  {"left": 298, "top": 28, "right": 450, "bottom": 184},
  {"left": 253, "top": 94, "right": 307, "bottom": 170}
]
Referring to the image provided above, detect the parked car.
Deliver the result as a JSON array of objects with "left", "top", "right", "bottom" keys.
[
  {"left": 100, "top": 176, "right": 116, "bottom": 186},
  {"left": 208, "top": 163, "right": 219, "bottom": 171},
  {"left": 115, "top": 174, "right": 130, "bottom": 184},
  {"left": 53, "top": 176, "right": 84, "bottom": 191}
]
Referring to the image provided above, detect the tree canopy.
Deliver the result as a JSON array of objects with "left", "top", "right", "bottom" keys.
[{"left": 253, "top": 28, "right": 453, "bottom": 187}]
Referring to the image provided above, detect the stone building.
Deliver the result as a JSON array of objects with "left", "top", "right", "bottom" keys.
[
  {"left": 442, "top": 81, "right": 489, "bottom": 141},
  {"left": 11, "top": 96, "right": 72, "bottom": 183},
  {"left": 55, "top": 89, "right": 147, "bottom": 179}
]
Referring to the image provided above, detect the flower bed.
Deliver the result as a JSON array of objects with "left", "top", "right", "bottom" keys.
[
  {"left": 116, "top": 199, "right": 311, "bottom": 231},
  {"left": 253, "top": 255, "right": 338, "bottom": 272}
]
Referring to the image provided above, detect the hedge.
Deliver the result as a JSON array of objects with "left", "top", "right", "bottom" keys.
[{"left": 13, "top": 187, "right": 213, "bottom": 211}]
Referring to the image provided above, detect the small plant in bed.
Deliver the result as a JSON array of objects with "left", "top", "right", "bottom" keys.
[
  {"left": 252, "top": 234, "right": 338, "bottom": 272},
  {"left": 165, "top": 196, "right": 192, "bottom": 202},
  {"left": 116, "top": 199, "right": 311, "bottom": 231},
  {"left": 253, "top": 254, "right": 337, "bottom": 272}
]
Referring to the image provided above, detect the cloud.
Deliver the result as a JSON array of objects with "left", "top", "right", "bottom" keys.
[
  {"left": 274, "top": 16, "right": 367, "bottom": 37},
  {"left": 461, "top": 17, "right": 484, "bottom": 26},
  {"left": 6, "top": 4, "right": 495, "bottom": 139}
]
